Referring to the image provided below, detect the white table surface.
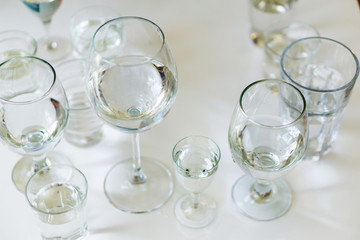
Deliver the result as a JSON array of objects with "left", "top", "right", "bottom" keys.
[{"left": 1, "top": 0, "right": 360, "bottom": 239}]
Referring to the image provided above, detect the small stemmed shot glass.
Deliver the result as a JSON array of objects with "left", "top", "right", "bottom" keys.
[{"left": 172, "top": 136, "right": 221, "bottom": 228}]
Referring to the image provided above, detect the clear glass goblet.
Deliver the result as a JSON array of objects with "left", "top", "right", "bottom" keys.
[
  {"left": 0, "top": 30, "right": 37, "bottom": 63},
  {"left": 0, "top": 56, "right": 69, "bottom": 192},
  {"left": 87, "top": 16, "right": 178, "bottom": 213},
  {"left": 172, "top": 136, "right": 221, "bottom": 228},
  {"left": 21, "top": 0, "right": 71, "bottom": 62},
  {"left": 228, "top": 79, "right": 308, "bottom": 221}
]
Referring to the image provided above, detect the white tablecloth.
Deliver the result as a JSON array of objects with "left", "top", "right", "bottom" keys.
[{"left": 1, "top": 0, "right": 360, "bottom": 239}]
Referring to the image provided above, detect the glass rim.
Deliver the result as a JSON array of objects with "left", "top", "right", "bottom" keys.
[
  {"left": 91, "top": 16, "right": 166, "bottom": 65},
  {"left": 0, "top": 56, "right": 56, "bottom": 105},
  {"left": 280, "top": 36, "right": 360, "bottom": 93},
  {"left": 263, "top": 21, "right": 320, "bottom": 57},
  {"left": 25, "top": 164, "right": 88, "bottom": 215},
  {"left": 172, "top": 135, "right": 221, "bottom": 173},
  {"left": 0, "top": 29, "right": 38, "bottom": 57},
  {"left": 239, "top": 79, "right": 307, "bottom": 129},
  {"left": 70, "top": 4, "right": 121, "bottom": 24}
]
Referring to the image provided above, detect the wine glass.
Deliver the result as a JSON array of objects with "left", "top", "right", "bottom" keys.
[
  {"left": 172, "top": 136, "right": 221, "bottom": 228},
  {"left": 228, "top": 79, "right": 308, "bottom": 220},
  {"left": 21, "top": 0, "right": 71, "bottom": 62},
  {"left": 0, "top": 56, "right": 69, "bottom": 193},
  {"left": 0, "top": 30, "right": 38, "bottom": 63},
  {"left": 87, "top": 16, "right": 178, "bottom": 213}
]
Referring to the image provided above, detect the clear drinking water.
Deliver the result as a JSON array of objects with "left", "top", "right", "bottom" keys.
[
  {"left": 263, "top": 22, "right": 319, "bottom": 78},
  {"left": 0, "top": 93, "right": 67, "bottom": 154},
  {"left": 32, "top": 183, "right": 87, "bottom": 239},
  {"left": 0, "top": 50, "right": 30, "bottom": 63},
  {"left": 172, "top": 136, "right": 221, "bottom": 228},
  {"left": 26, "top": 165, "right": 88, "bottom": 240},
  {"left": 281, "top": 35, "right": 359, "bottom": 161},
  {"left": 249, "top": 0, "right": 295, "bottom": 46},
  {"left": 0, "top": 30, "right": 37, "bottom": 63},
  {"left": 65, "top": 92, "right": 104, "bottom": 147},
  {"left": 294, "top": 65, "right": 346, "bottom": 158},
  {"left": 71, "top": 19, "right": 122, "bottom": 57},
  {"left": 229, "top": 115, "right": 305, "bottom": 179},
  {"left": 89, "top": 57, "right": 177, "bottom": 132},
  {"left": 56, "top": 58, "right": 104, "bottom": 147},
  {"left": 174, "top": 146, "right": 219, "bottom": 193},
  {"left": 70, "top": 5, "right": 121, "bottom": 57}
]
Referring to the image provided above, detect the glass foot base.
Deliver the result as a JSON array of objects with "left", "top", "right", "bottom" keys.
[
  {"left": 104, "top": 157, "right": 173, "bottom": 214},
  {"left": 12, "top": 152, "right": 72, "bottom": 193},
  {"left": 174, "top": 193, "right": 217, "bottom": 228},
  {"left": 37, "top": 36, "right": 72, "bottom": 62},
  {"left": 232, "top": 175, "right": 292, "bottom": 221}
]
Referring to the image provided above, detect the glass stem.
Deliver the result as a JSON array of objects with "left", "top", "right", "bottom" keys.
[
  {"left": 130, "top": 133, "right": 147, "bottom": 184},
  {"left": 191, "top": 193, "right": 201, "bottom": 209},
  {"left": 252, "top": 179, "right": 272, "bottom": 199},
  {"left": 32, "top": 153, "right": 51, "bottom": 173},
  {"left": 42, "top": 20, "right": 57, "bottom": 50}
]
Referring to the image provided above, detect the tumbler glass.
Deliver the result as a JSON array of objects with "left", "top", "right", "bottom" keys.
[
  {"left": 25, "top": 165, "right": 88, "bottom": 240},
  {"left": 281, "top": 37, "right": 359, "bottom": 161},
  {"left": 69, "top": 5, "right": 121, "bottom": 57},
  {"left": 263, "top": 21, "right": 319, "bottom": 78},
  {"left": 249, "top": 0, "right": 297, "bottom": 47},
  {"left": 56, "top": 58, "right": 104, "bottom": 147}
]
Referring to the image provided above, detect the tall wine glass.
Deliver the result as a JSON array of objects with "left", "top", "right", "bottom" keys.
[
  {"left": 87, "top": 16, "right": 178, "bottom": 213},
  {"left": 0, "top": 56, "right": 69, "bottom": 193},
  {"left": 21, "top": 0, "right": 71, "bottom": 62},
  {"left": 228, "top": 79, "right": 308, "bottom": 220}
]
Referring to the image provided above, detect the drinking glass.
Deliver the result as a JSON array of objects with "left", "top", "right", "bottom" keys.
[
  {"left": 0, "top": 56, "right": 69, "bottom": 193},
  {"left": 69, "top": 5, "right": 121, "bottom": 57},
  {"left": 56, "top": 58, "right": 104, "bottom": 147},
  {"left": 172, "top": 136, "right": 221, "bottom": 228},
  {"left": 281, "top": 37, "right": 359, "bottom": 161},
  {"left": 21, "top": 0, "right": 71, "bottom": 62},
  {"left": 0, "top": 30, "right": 37, "bottom": 63},
  {"left": 263, "top": 21, "right": 319, "bottom": 78},
  {"left": 228, "top": 79, "right": 308, "bottom": 220},
  {"left": 25, "top": 164, "right": 88, "bottom": 240},
  {"left": 249, "top": 0, "right": 298, "bottom": 47},
  {"left": 87, "top": 16, "right": 178, "bottom": 213}
]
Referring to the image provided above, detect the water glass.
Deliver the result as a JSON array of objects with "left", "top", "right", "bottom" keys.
[
  {"left": 25, "top": 165, "right": 88, "bottom": 240},
  {"left": 263, "top": 21, "right": 319, "bottom": 78},
  {"left": 69, "top": 5, "right": 121, "bottom": 57},
  {"left": 228, "top": 79, "right": 308, "bottom": 220},
  {"left": 172, "top": 136, "right": 221, "bottom": 228},
  {"left": 0, "top": 30, "right": 37, "bottom": 63},
  {"left": 56, "top": 58, "right": 104, "bottom": 147},
  {"left": 281, "top": 37, "right": 359, "bottom": 161},
  {"left": 249, "top": 0, "right": 297, "bottom": 47}
]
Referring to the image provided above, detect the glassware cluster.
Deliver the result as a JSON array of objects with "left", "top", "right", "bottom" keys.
[{"left": 0, "top": 1, "right": 359, "bottom": 238}]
